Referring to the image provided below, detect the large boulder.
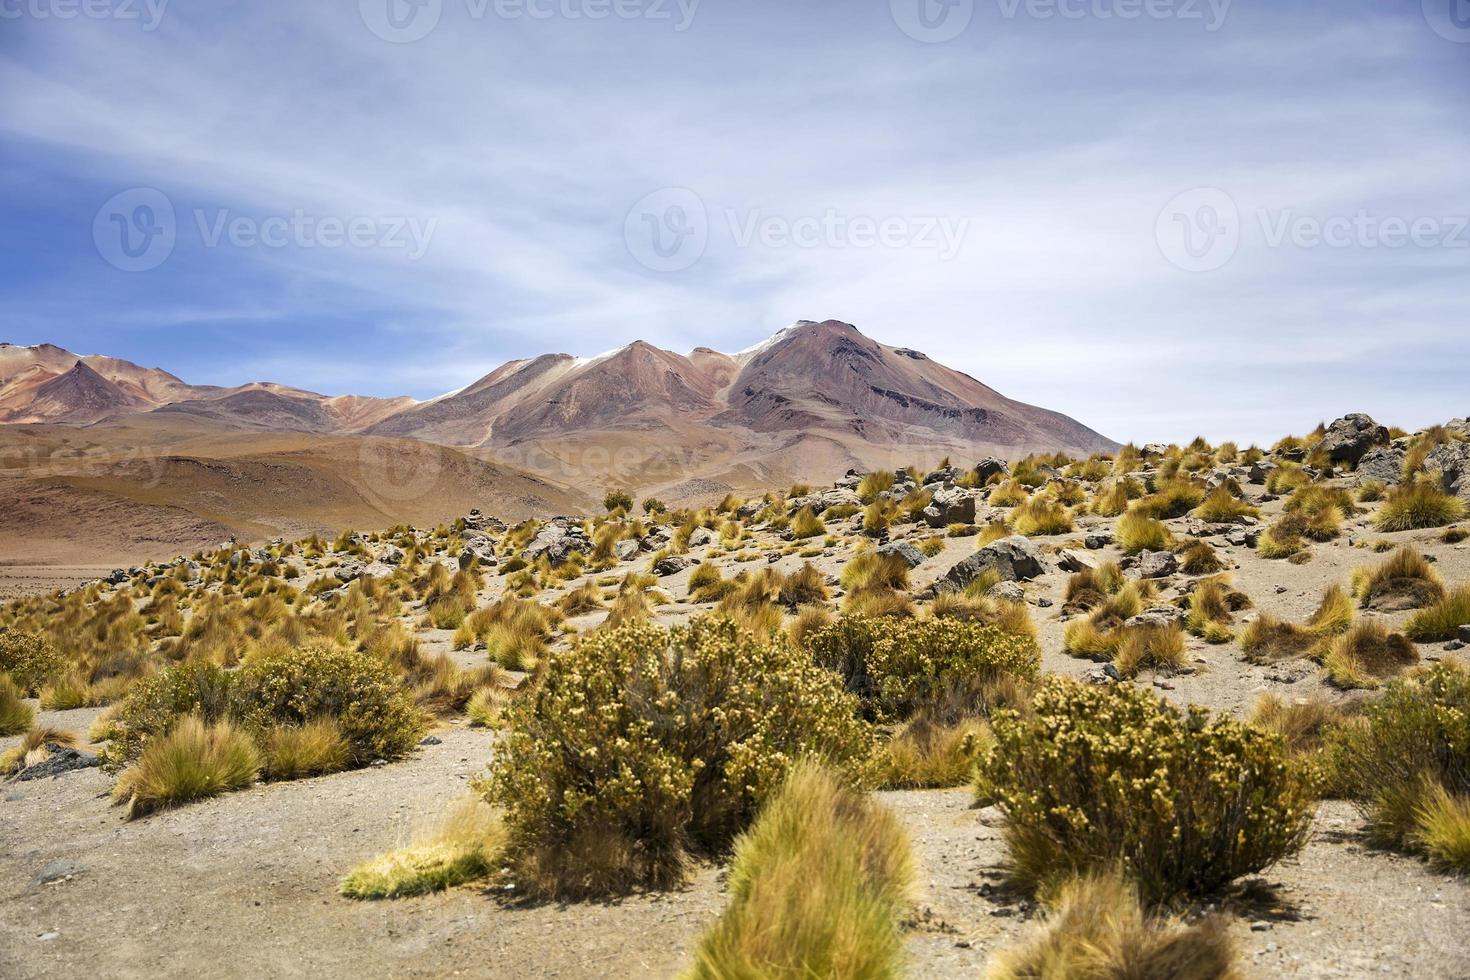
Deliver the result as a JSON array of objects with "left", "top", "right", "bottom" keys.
[
  {"left": 974, "top": 457, "right": 1009, "bottom": 483},
  {"left": 1425, "top": 440, "right": 1470, "bottom": 501},
  {"left": 1132, "top": 550, "right": 1179, "bottom": 579},
  {"left": 524, "top": 520, "right": 590, "bottom": 566},
  {"left": 923, "top": 487, "right": 978, "bottom": 529},
  {"left": 877, "top": 541, "right": 927, "bottom": 569},
  {"left": 1319, "top": 414, "right": 1390, "bottom": 466},
  {"left": 1355, "top": 446, "right": 1406, "bottom": 485},
  {"left": 939, "top": 535, "right": 1047, "bottom": 590}
]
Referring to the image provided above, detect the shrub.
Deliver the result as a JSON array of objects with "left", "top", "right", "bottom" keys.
[
  {"left": 808, "top": 616, "right": 1040, "bottom": 723},
  {"left": 260, "top": 718, "right": 351, "bottom": 780},
  {"left": 232, "top": 644, "right": 424, "bottom": 766},
  {"left": 1332, "top": 662, "right": 1470, "bottom": 851},
  {"left": 981, "top": 677, "right": 1312, "bottom": 905},
  {"left": 641, "top": 497, "right": 667, "bottom": 514},
  {"left": 112, "top": 716, "right": 260, "bottom": 819},
  {"left": 482, "top": 618, "right": 874, "bottom": 897},
  {"left": 0, "top": 673, "right": 34, "bottom": 736},
  {"left": 0, "top": 628, "right": 63, "bottom": 696},
  {"left": 984, "top": 872, "right": 1238, "bottom": 980},
  {"left": 1351, "top": 546, "right": 1444, "bottom": 611},
  {"left": 341, "top": 797, "right": 502, "bottom": 899},
  {"left": 1117, "top": 512, "right": 1171, "bottom": 555},
  {"left": 688, "top": 763, "right": 913, "bottom": 980},
  {"left": 603, "top": 490, "right": 633, "bottom": 512},
  {"left": 103, "top": 660, "right": 235, "bottom": 766},
  {"left": 1403, "top": 585, "right": 1470, "bottom": 642},
  {"left": 1374, "top": 481, "right": 1467, "bottom": 532},
  {"left": 1320, "top": 621, "right": 1418, "bottom": 691}
]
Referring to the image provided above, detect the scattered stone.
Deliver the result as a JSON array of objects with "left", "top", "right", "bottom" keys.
[
  {"left": 15, "top": 747, "right": 100, "bottom": 782},
  {"left": 686, "top": 526, "right": 717, "bottom": 548},
  {"left": 1133, "top": 550, "right": 1179, "bottom": 579},
  {"left": 32, "top": 860, "right": 85, "bottom": 887},
  {"left": 1458, "top": 625, "right": 1470, "bottom": 643},
  {"left": 1055, "top": 549, "right": 1095, "bottom": 573},
  {"left": 419, "top": 735, "right": 442, "bottom": 746},
  {"left": 923, "top": 487, "right": 978, "bottom": 528},
  {"left": 653, "top": 555, "right": 691, "bottom": 576},
  {"left": 877, "top": 541, "right": 926, "bottom": 569},
  {"left": 985, "top": 581, "right": 1025, "bottom": 603},
  {"left": 1356, "top": 446, "right": 1408, "bottom": 485},
  {"left": 1126, "top": 606, "right": 1188, "bottom": 629},
  {"left": 1250, "top": 921, "right": 1272, "bottom": 933},
  {"left": 975, "top": 457, "right": 1009, "bottom": 483},
  {"left": 940, "top": 535, "right": 1048, "bottom": 590},
  {"left": 1083, "top": 530, "right": 1114, "bottom": 550},
  {"left": 1318, "top": 414, "right": 1389, "bottom": 466}
]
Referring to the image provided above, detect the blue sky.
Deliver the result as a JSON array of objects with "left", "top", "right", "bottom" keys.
[{"left": 1, "top": 0, "right": 1466, "bottom": 445}]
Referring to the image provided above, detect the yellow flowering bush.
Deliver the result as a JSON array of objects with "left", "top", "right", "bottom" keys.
[
  {"left": 0, "top": 626, "right": 64, "bottom": 695},
  {"left": 807, "top": 616, "right": 1040, "bottom": 722},
  {"left": 482, "top": 616, "right": 874, "bottom": 898},
  {"left": 982, "top": 676, "right": 1312, "bottom": 905},
  {"left": 232, "top": 643, "right": 424, "bottom": 765},
  {"left": 102, "top": 660, "right": 234, "bottom": 767}
]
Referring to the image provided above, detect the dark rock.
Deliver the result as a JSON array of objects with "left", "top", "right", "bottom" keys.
[
  {"left": 1318, "top": 414, "right": 1389, "bottom": 466},
  {"left": 1458, "top": 624, "right": 1470, "bottom": 643},
  {"left": 1248, "top": 460, "right": 1277, "bottom": 485},
  {"left": 974, "top": 457, "right": 1009, "bottom": 483},
  {"left": 15, "top": 747, "right": 99, "bottom": 781},
  {"left": 1355, "top": 446, "right": 1407, "bottom": 485},
  {"left": 1134, "top": 551, "right": 1179, "bottom": 578},
  {"left": 877, "top": 541, "right": 926, "bottom": 569},
  {"left": 654, "top": 555, "right": 691, "bottom": 576},
  {"left": 1083, "top": 531, "right": 1114, "bottom": 550},
  {"left": 419, "top": 735, "right": 442, "bottom": 746},
  {"left": 923, "top": 488, "right": 978, "bottom": 529},
  {"left": 940, "top": 535, "right": 1047, "bottom": 589},
  {"left": 32, "top": 860, "right": 85, "bottom": 886},
  {"left": 1425, "top": 441, "right": 1470, "bottom": 501}
]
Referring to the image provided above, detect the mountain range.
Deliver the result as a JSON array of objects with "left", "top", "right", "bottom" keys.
[{"left": 1, "top": 321, "right": 1113, "bottom": 489}]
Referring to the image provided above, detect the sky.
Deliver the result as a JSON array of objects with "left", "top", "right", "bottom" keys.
[{"left": 0, "top": 0, "right": 1466, "bottom": 447}]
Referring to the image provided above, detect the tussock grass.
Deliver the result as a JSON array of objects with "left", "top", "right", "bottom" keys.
[
  {"left": 1178, "top": 539, "right": 1225, "bottom": 575},
  {"left": 1132, "top": 480, "right": 1205, "bottom": 520},
  {"left": 1239, "top": 585, "right": 1354, "bottom": 664},
  {"left": 1012, "top": 497, "right": 1073, "bottom": 537},
  {"left": 688, "top": 763, "right": 913, "bottom": 980},
  {"left": 1112, "top": 625, "right": 1187, "bottom": 678},
  {"left": 1192, "top": 486, "right": 1259, "bottom": 523},
  {"left": 1358, "top": 480, "right": 1387, "bottom": 502},
  {"left": 0, "top": 673, "right": 34, "bottom": 736},
  {"left": 1185, "top": 577, "right": 1249, "bottom": 644},
  {"left": 790, "top": 506, "right": 825, "bottom": 540},
  {"left": 857, "top": 471, "right": 896, "bottom": 504},
  {"left": 112, "top": 716, "right": 260, "bottom": 819},
  {"left": 1350, "top": 546, "right": 1444, "bottom": 611},
  {"left": 558, "top": 580, "right": 604, "bottom": 616},
  {"left": 1374, "top": 481, "right": 1467, "bottom": 532},
  {"left": 984, "top": 872, "right": 1239, "bottom": 980},
  {"left": 341, "top": 797, "right": 502, "bottom": 899},
  {"left": 1403, "top": 585, "right": 1470, "bottom": 642},
  {"left": 1062, "top": 562, "right": 1127, "bottom": 614},
  {"left": 989, "top": 481, "right": 1030, "bottom": 508},
  {"left": 466, "top": 685, "right": 509, "bottom": 728},
  {"left": 261, "top": 718, "right": 350, "bottom": 780},
  {"left": 1413, "top": 782, "right": 1470, "bottom": 874},
  {"left": 876, "top": 715, "right": 993, "bottom": 789},
  {"left": 1320, "top": 621, "right": 1418, "bottom": 690},
  {"left": 0, "top": 725, "right": 79, "bottom": 775},
  {"left": 1116, "top": 512, "right": 1171, "bottom": 555},
  {"left": 1248, "top": 693, "right": 1351, "bottom": 759}
]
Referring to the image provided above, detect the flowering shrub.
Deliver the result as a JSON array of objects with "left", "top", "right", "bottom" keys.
[
  {"left": 807, "top": 616, "right": 1040, "bottom": 722},
  {"left": 483, "top": 616, "right": 874, "bottom": 897},
  {"left": 0, "top": 627, "right": 63, "bottom": 695},
  {"left": 103, "top": 660, "right": 234, "bottom": 767},
  {"left": 232, "top": 644, "right": 423, "bottom": 765},
  {"left": 982, "top": 676, "right": 1312, "bottom": 905}
]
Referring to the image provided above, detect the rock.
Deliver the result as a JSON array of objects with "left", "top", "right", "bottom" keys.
[
  {"left": 924, "top": 466, "right": 960, "bottom": 486},
  {"left": 687, "top": 526, "right": 717, "bottom": 548},
  {"left": 1134, "top": 551, "right": 1179, "bottom": 578},
  {"left": 15, "top": 747, "right": 99, "bottom": 781},
  {"left": 524, "top": 519, "right": 591, "bottom": 566},
  {"left": 1458, "top": 624, "right": 1470, "bottom": 643},
  {"left": 1083, "top": 531, "right": 1114, "bottom": 550},
  {"left": 32, "top": 859, "right": 85, "bottom": 886},
  {"left": 1446, "top": 640, "right": 1465, "bottom": 652},
  {"left": 615, "top": 539, "right": 640, "bottom": 561},
  {"left": 1248, "top": 460, "right": 1277, "bottom": 485},
  {"left": 923, "top": 487, "right": 978, "bottom": 528},
  {"left": 877, "top": 541, "right": 927, "bottom": 568},
  {"left": 985, "top": 581, "right": 1026, "bottom": 603},
  {"left": 333, "top": 561, "right": 365, "bottom": 583},
  {"left": 940, "top": 535, "right": 1048, "bottom": 589},
  {"left": 640, "top": 526, "right": 674, "bottom": 552},
  {"left": 1084, "top": 663, "right": 1122, "bottom": 685},
  {"left": 378, "top": 545, "right": 404, "bottom": 566},
  {"left": 1250, "top": 921, "right": 1272, "bottom": 933},
  {"left": 105, "top": 568, "right": 129, "bottom": 585},
  {"left": 419, "top": 735, "right": 442, "bottom": 746},
  {"left": 1126, "top": 606, "right": 1188, "bottom": 629},
  {"left": 654, "top": 555, "right": 691, "bottom": 576},
  {"left": 1142, "top": 443, "right": 1170, "bottom": 459},
  {"left": 1317, "top": 414, "right": 1389, "bottom": 466},
  {"left": 974, "top": 457, "right": 1009, "bottom": 483},
  {"left": 1425, "top": 441, "right": 1470, "bottom": 501},
  {"left": 1355, "top": 446, "right": 1407, "bottom": 484},
  {"left": 1055, "top": 549, "right": 1095, "bottom": 573}
]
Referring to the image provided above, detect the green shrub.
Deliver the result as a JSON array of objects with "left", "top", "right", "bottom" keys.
[
  {"left": 232, "top": 644, "right": 424, "bottom": 766},
  {"left": 103, "top": 660, "right": 235, "bottom": 767},
  {"left": 688, "top": 763, "right": 913, "bottom": 980},
  {"left": 807, "top": 616, "right": 1040, "bottom": 723},
  {"left": 481, "top": 617, "right": 874, "bottom": 898},
  {"left": 0, "top": 673, "right": 35, "bottom": 736},
  {"left": 1331, "top": 662, "right": 1470, "bottom": 852},
  {"left": 603, "top": 490, "right": 634, "bottom": 512},
  {"left": 981, "top": 677, "right": 1312, "bottom": 905},
  {"left": 0, "top": 627, "right": 63, "bottom": 696}
]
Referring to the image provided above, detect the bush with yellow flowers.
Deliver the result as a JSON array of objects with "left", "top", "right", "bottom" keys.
[
  {"left": 981, "top": 676, "right": 1312, "bottom": 905},
  {"left": 0, "top": 626, "right": 63, "bottom": 695},
  {"left": 482, "top": 616, "right": 874, "bottom": 898}
]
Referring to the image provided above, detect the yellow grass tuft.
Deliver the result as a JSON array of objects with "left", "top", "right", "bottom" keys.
[{"left": 341, "top": 797, "right": 503, "bottom": 899}]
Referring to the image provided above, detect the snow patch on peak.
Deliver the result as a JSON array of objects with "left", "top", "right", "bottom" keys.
[{"left": 734, "top": 321, "right": 816, "bottom": 360}]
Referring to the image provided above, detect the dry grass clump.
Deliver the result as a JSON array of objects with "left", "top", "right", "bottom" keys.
[
  {"left": 1357, "top": 480, "right": 1387, "bottom": 502},
  {"left": 1374, "top": 480, "right": 1468, "bottom": 532},
  {"left": 0, "top": 673, "right": 34, "bottom": 736},
  {"left": 341, "top": 797, "right": 502, "bottom": 899},
  {"left": 1247, "top": 693, "right": 1355, "bottom": 794},
  {"left": 1192, "top": 486, "right": 1259, "bottom": 523},
  {"left": 112, "top": 716, "right": 260, "bottom": 819},
  {"left": 839, "top": 552, "right": 912, "bottom": 617},
  {"left": 807, "top": 616, "right": 1040, "bottom": 724},
  {"left": 1412, "top": 783, "right": 1470, "bottom": 874},
  {"left": 876, "top": 715, "right": 994, "bottom": 789},
  {"left": 1319, "top": 621, "right": 1419, "bottom": 691},
  {"left": 857, "top": 471, "right": 896, "bottom": 503},
  {"left": 1178, "top": 539, "right": 1225, "bottom": 575},
  {"left": 1402, "top": 584, "right": 1470, "bottom": 642},
  {"left": 0, "top": 726, "right": 79, "bottom": 776},
  {"left": 989, "top": 480, "right": 1030, "bottom": 508},
  {"left": 929, "top": 587, "right": 1036, "bottom": 641},
  {"left": 1090, "top": 478, "right": 1143, "bottom": 517},
  {"left": 1116, "top": 512, "right": 1171, "bottom": 555},
  {"left": 1012, "top": 497, "right": 1074, "bottom": 537},
  {"left": 1112, "top": 625, "right": 1188, "bottom": 678},
  {"left": 1350, "top": 547, "right": 1444, "bottom": 611},
  {"left": 688, "top": 763, "right": 913, "bottom": 980},
  {"left": 981, "top": 677, "right": 1312, "bottom": 906},
  {"left": 260, "top": 718, "right": 351, "bottom": 780},
  {"left": 789, "top": 506, "right": 826, "bottom": 540},
  {"left": 687, "top": 562, "right": 737, "bottom": 603},
  {"left": 1061, "top": 580, "right": 1152, "bottom": 661},
  {"left": 1062, "top": 562, "right": 1127, "bottom": 614},
  {"left": 984, "top": 872, "right": 1239, "bottom": 980},
  {"left": 1184, "top": 577, "right": 1250, "bottom": 644},
  {"left": 1132, "top": 480, "right": 1205, "bottom": 520},
  {"left": 1239, "top": 585, "right": 1354, "bottom": 663},
  {"left": 557, "top": 580, "right": 604, "bottom": 616},
  {"left": 481, "top": 618, "right": 873, "bottom": 898},
  {"left": 1332, "top": 662, "right": 1470, "bottom": 871}
]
